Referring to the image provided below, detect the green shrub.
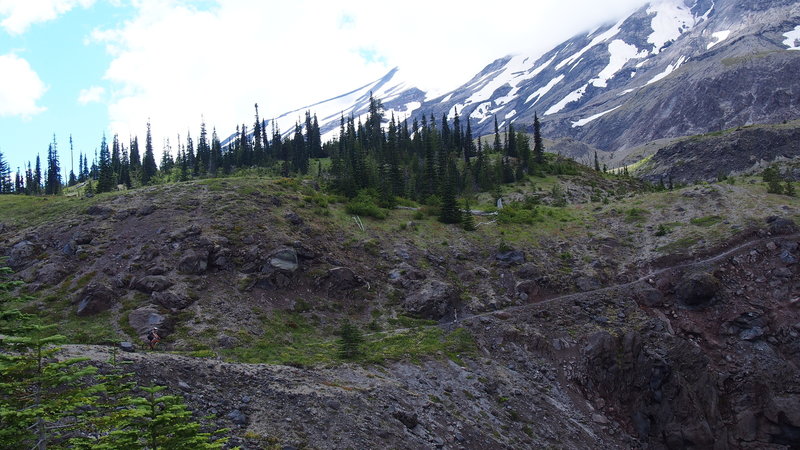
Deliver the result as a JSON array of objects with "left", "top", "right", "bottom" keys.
[{"left": 345, "top": 191, "right": 388, "bottom": 219}]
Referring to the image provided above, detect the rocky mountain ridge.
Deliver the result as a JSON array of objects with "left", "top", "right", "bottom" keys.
[{"left": 235, "top": 0, "right": 800, "bottom": 162}]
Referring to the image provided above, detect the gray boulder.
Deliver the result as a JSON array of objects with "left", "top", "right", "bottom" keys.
[
  {"left": 178, "top": 249, "right": 209, "bottom": 274},
  {"left": 766, "top": 216, "right": 798, "bottom": 236},
  {"left": 321, "top": 267, "right": 363, "bottom": 290},
  {"left": 75, "top": 283, "right": 117, "bottom": 316},
  {"left": 495, "top": 249, "right": 525, "bottom": 265},
  {"left": 675, "top": 272, "right": 721, "bottom": 308},
  {"left": 638, "top": 288, "right": 664, "bottom": 307},
  {"left": 131, "top": 276, "right": 174, "bottom": 293},
  {"left": 119, "top": 341, "right": 136, "bottom": 352},
  {"left": 402, "top": 280, "right": 457, "bottom": 320},
  {"left": 36, "top": 262, "right": 69, "bottom": 285},
  {"left": 8, "top": 240, "right": 36, "bottom": 267},
  {"left": 72, "top": 230, "right": 93, "bottom": 245},
  {"left": 266, "top": 248, "right": 298, "bottom": 272},
  {"left": 151, "top": 290, "right": 194, "bottom": 310},
  {"left": 128, "top": 305, "right": 173, "bottom": 337}
]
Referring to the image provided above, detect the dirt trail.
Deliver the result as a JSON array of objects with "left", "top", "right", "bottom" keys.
[{"left": 453, "top": 231, "right": 800, "bottom": 325}]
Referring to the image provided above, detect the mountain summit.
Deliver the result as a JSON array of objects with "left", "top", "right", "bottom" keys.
[{"left": 252, "top": 0, "right": 800, "bottom": 158}]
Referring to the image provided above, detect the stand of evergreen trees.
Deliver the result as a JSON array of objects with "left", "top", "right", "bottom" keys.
[{"left": 0, "top": 96, "right": 591, "bottom": 209}]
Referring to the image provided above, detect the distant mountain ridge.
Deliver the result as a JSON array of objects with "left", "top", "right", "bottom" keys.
[{"left": 230, "top": 0, "right": 800, "bottom": 160}]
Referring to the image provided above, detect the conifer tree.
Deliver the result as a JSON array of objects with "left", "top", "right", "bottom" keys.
[
  {"left": 594, "top": 151, "right": 601, "bottom": 171},
  {"left": 439, "top": 160, "right": 461, "bottom": 224},
  {"left": 462, "top": 197, "right": 476, "bottom": 231},
  {"left": 111, "top": 134, "right": 121, "bottom": 184},
  {"left": 97, "top": 134, "right": 115, "bottom": 193},
  {"left": 0, "top": 265, "right": 101, "bottom": 448},
  {"left": 785, "top": 180, "right": 796, "bottom": 197},
  {"left": 141, "top": 121, "right": 158, "bottom": 185},
  {"left": 533, "top": 113, "right": 545, "bottom": 164},
  {"left": 33, "top": 154, "right": 42, "bottom": 194},
  {"left": 197, "top": 120, "right": 210, "bottom": 175},
  {"left": 338, "top": 321, "right": 364, "bottom": 360},
  {"left": 45, "top": 136, "right": 62, "bottom": 195},
  {"left": 129, "top": 137, "right": 142, "bottom": 184},
  {"left": 493, "top": 116, "right": 501, "bottom": 153},
  {"left": 0, "top": 150, "right": 11, "bottom": 194}
]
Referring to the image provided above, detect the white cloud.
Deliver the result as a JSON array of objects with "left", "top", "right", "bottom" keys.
[
  {"left": 0, "top": 53, "right": 47, "bottom": 118},
  {"left": 92, "top": 0, "right": 649, "bottom": 148},
  {"left": 0, "top": 0, "right": 96, "bottom": 35},
  {"left": 77, "top": 85, "right": 105, "bottom": 105}
]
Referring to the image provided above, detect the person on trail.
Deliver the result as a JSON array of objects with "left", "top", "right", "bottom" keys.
[{"left": 147, "top": 327, "right": 161, "bottom": 350}]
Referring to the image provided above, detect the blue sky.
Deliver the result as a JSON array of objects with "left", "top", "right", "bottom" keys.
[{"left": 0, "top": 0, "right": 648, "bottom": 177}]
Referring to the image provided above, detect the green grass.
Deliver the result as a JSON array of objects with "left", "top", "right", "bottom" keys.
[
  {"left": 656, "top": 236, "right": 699, "bottom": 253},
  {"left": 0, "top": 192, "right": 115, "bottom": 228},
  {"left": 690, "top": 215, "right": 723, "bottom": 227},
  {"left": 219, "top": 311, "right": 475, "bottom": 366}
]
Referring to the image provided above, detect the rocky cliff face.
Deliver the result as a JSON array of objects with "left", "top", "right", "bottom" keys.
[{"left": 637, "top": 121, "right": 800, "bottom": 183}]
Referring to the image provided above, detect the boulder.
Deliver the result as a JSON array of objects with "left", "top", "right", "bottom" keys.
[
  {"left": 638, "top": 288, "right": 665, "bottom": 307},
  {"left": 85, "top": 205, "right": 113, "bottom": 217},
  {"left": 8, "top": 240, "right": 36, "bottom": 267},
  {"left": 495, "top": 249, "right": 525, "bottom": 266},
  {"left": 128, "top": 305, "right": 173, "bottom": 337},
  {"left": 131, "top": 275, "right": 174, "bottom": 293},
  {"left": 675, "top": 272, "right": 720, "bottom": 308},
  {"left": 36, "top": 262, "right": 69, "bottom": 285},
  {"left": 119, "top": 341, "right": 136, "bottom": 352},
  {"left": 178, "top": 249, "right": 209, "bottom": 274},
  {"left": 72, "top": 230, "right": 93, "bottom": 245},
  {"left": 266, "top": 248, "right": 299, "bottom": 272},
  {"left": 575, "top": 276, "right": 601, "bottom": 292},
  {"left": 516, "top": 280, "right": 541, "bottom": 299},
  {"left": 284, "top": 211, "right": 304, "bottom": 226},
  {"left": 766, "top": 216, "right": 798, "bottom": 236},
  {"left": 76, "top": 283, "right": 117, "bottom": 316},
  {"left": 136, "top": 204, "right": 156, "bottom": 216},
  {"left": 227, "top": 409, "right": 248, "bottom": 426},
  {"left": 151, "top": 290, "right": 194, "bottom": 310},
  {"left": 218, "top": 334, "right": 240, "bottom": 349},
  {"left": 168, "top": 225, "right": 202, "bottom": 241},
  {"left": 322, "top": 267, "right": 363, "bottom": 290},
  {"left": 402, "top": 280, "right": 457, "bottom": 320},
  {"left": 392, "top": 410, "right": 418, "bottom": 429}
]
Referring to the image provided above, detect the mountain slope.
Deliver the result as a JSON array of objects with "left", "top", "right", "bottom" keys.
[{"left": 240, "top": 0, "right": 800, "bottom": 162}]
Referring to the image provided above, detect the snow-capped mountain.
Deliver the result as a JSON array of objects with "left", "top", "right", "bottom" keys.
[{"left": 232, "top": 0, "right": 800, "bottom": 156}]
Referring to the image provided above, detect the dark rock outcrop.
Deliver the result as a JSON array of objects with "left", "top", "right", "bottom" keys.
[
  {"left": 674, "top": 272, "right": 721, "bottom": 308},
  {"left": 131, "top": 275, "right": 174, "bottom": 293},
  {"left": 151, "top": 290, "right": 194, "bottom": 310},
  {"left": 402, "top": 280, "right": 457, "bottom": 320},
  {"left": 178, "top": 249, "right": 209, "bottom": 274},
  {"left": 128, "top": 305, "right": 173, "bottom": 337},
  {"left": 75, "top": 283, "right": 117, "bottom": 316}
]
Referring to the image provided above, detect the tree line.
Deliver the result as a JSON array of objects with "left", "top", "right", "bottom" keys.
[{"left": 0, "top": 96, "right": 572, "bottom": 210}]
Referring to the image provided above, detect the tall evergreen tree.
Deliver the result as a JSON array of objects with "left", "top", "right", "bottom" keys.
[
  {"left": 97, "top": 134, "right": 115, "bottom": 193},
  {"left": 0, "top": 150, "right": 11, "bottom": 194},
  {"left": 33, "top": 154, "right": 42, "bottom": 194},
  {"left": 493, "top": 116, "right": 501, "bottom": 153},
  {"left": 45, "top": 135, "right": 62, "bottom": 195},
  {"left": 253, "top": 104, "right": 264, "bottom": 166},
  {"left": 533, "top": 112, "right": 545, "bottom": 164},
  {"left": 141, "top": 121, "right": 158, "bottom": 185}
]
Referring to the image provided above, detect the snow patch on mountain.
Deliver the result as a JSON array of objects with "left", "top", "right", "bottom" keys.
[
  {"left": 707, "top": 30, "right": 731, "bottom": 49},
  {"left": 556, "top": 18, "right": 625, "bottom": 70},
  {"left": 589, "top": 40, "right": 648, "bottom": 88},
  {"left": 525, "top": 75, "right": 565, "bottom": 105},
  {"left": 545, "top": 84, "right": 588, "bottom": 116},
  {"left": 783, "top": 26, "right": 800, "bottom": 50},
  {"left": 646, "top": 55, "right": 687, "bottom": 85},
  {"left": 571, "top": 105, "right": 621, "bottom": 127},
  {"left": 647, "top": 0, "right": 696, "bottom": 54}
]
